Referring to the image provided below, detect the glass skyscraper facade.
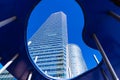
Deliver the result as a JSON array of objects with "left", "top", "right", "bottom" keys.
[
  {"left": 66, "top": 44, "right": 87, "bottom": 78},
  {"left": 28, "top": 12, "right": 68, "bottom": 78},
  {"left": 28, "top": 11, "right": 87, "bottom": 79},
  {"left": 0, "top": 70, "right": 15, "bottom": 80}
]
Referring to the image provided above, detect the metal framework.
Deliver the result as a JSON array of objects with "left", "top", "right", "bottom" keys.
[{"left": 93, "top": 34, "right": 119, "bottom": 80}]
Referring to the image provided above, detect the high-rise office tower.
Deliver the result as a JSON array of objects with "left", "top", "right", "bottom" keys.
[
  {"left": 0, "top": 70, "right": 15, "bottom": 80},
  {"left": 28, "top": 12, "right": 68, "bottom": 78},
  {"left": 66, "top": 44, "right": 87, "bottom": 78}
]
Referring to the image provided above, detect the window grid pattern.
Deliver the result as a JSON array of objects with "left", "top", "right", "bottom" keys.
[{"left": 28, "top": 12, "right": 68, "bottom": 78}]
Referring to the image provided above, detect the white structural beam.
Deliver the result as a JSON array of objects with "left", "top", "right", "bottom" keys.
[
  {"left": 28, "top": 56, "right": 38, "bottom": 80},
  {"left": 109, "top": 11, "right": 120, "bottom": 21},
  {"left": 28, "top": 41, "right": 32, "bottom": 46},
  {"left": 93, "top": 54, "right": 109, "bottom": 80},
  {"left": 93, "top": 34, "right": 119, "bottom": 80},
  {"left": 28, "top": 72, "right": 32, "bottom": 80},
  {"left": 34, "top": 56, "right": 38, "bottom": 63},
  {"left": 0, "top": 54, "right": 19, "bottom": 74},
  {"left": 0, "top": 16, "right": 16, "bottom": 28},
  {"left": 93, "top": 54, "right": 100, "bottom": 64}
]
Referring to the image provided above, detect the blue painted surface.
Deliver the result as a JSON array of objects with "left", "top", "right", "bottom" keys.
[
  {"left": 0, "top": 0, "right": 120, "bottom": 80},
  {"left": 77, "top": 0, "right": 120, "bottom": 79},
  {"left": 0, "top": 0, "right": 47, "bottom": 80}
]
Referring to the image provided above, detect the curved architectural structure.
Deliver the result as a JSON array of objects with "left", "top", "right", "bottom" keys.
[{"left": 0, "top": 0, "right": 120, "bottom": 80}]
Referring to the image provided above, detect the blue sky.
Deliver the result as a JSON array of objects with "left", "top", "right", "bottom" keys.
[{"left": 27, "top": 0, "right": 102, "bottom": 70}]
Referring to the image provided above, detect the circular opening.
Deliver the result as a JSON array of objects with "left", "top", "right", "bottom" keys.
[{"left": 27, "top": 0, "right": 102, "bottom": 79}]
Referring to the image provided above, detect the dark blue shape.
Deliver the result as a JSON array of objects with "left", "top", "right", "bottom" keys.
[
  {"left": 0, "top": 0, "right": 48, "bottom": 79},
  {"left": 0, "top": 0, "right": 120, "bottom": 80},
  {"left": 76, "top": 0, "right": 120, "bottom": 79}
]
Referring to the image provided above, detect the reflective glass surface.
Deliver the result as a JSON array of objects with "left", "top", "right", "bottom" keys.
[{"left": 27, "top": 0, "right": 102, "bottom": 79}]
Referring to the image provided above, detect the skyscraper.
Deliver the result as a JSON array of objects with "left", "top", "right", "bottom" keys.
[
  {"left": 66, "top": 44, "right": 87, "bottom": 78},
  {"left": 0, "top": 70, "right": 15, "bottom": 80},
  {"left": 28, "top": 11, "right": 88, "bottom": 79},
  {"left": 28, "top": 12, "right": 68, "bottom": 78}
]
